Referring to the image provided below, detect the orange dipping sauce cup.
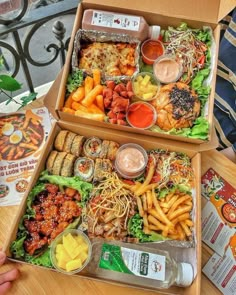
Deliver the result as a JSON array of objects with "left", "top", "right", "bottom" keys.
[{"left": 141, "top": 39, "right": 165, "bottom": 65}]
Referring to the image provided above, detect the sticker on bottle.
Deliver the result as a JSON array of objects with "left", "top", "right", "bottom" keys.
[
  {"left": 99, "top": 243, "right": 166, "bottom": 281},
  {"left": 91, "top": 11, "right": 140, "bottom": 31}
]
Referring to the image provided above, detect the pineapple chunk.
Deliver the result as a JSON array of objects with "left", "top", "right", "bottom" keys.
[
  {"left": 56, "top": 244, "right": 64, "bottom": 254},
  {"left": 143, "top": 93, "right": 154, "bottom": 100},
  {"left": 75, "top": 236, "right": 85, "bottom": 244},
  {"left": 63, "top": 233, "right": 78, "bottom": 258},
  {"left": 141, "top": 75, "right": 151, "bottom": 86},
  {"left": 75, "top": 251, "right": 88, "bottom": 264},
  {"left": 66, "top": 259, "right": 82, "bottom": 272},
  {"left": 57, "top": 259, "right": 67, "bottom": 270},
  {"left": 57, "top": 247, "right": 71, "bottom": 262}
]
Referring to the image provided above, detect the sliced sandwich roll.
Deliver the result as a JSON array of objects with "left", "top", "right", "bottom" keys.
[
  {"left": 70, "top": 135, "right": 85, "bottom": 157},
  {"left": 46, "top": 150, "right": 58, "bottom": 174},
  {"left": 54, "top": 130, "right": 69, "bottom": 151},
  {"left": 52, "top": 151, "right": 67, "bottom": 175},
  {"left": 60, "top": 153, "right": 76, "bottom": 177}
]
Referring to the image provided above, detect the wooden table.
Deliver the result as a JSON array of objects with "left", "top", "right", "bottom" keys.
[{"left": 1, "top": 99, "right": 235, "bottom": 295}]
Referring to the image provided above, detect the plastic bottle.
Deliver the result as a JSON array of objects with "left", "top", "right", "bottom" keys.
[
  {"left": 86, "top": 240, "right": 194, "bottom": 289},
  {"left": 82, "top": 9, "right": 161, "bottom": 41}
]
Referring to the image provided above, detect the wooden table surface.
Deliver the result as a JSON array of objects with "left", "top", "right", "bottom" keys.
[{"left": 1, "top": 98, "right": 236, "bottom": 295}]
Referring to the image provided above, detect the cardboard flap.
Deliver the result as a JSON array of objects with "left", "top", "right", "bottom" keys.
[
  {"left": 43, "top": 69, "right": 63, "bottom": 121},
  {"left": 82, "top": 0, "right": 235, "bottom": 24}
]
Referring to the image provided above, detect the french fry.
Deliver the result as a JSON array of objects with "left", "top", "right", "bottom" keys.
[
  {"left": 84, "top": 76, "right": 94, "bottom": 96},
  {"left": 143, "top": 226, "right": 151, "bottom": 234},
  {"left": 134, "top": 156, "right": 155, "bottom": 196},
  {"left": 167, "top": 195, "right": 191, "bottom": 218},
  {"left": 136, "top": 196, "right": 144, "bottom": 217},
  {"left": 166, "top": 191, "right": 175, "bottom": 202},
  {"left": 159, "top": 202, "right": 170, "bottom": 209},
  {"left": 95, "top": 95, "right": 104, "bottom": 112},
  {"left": 172, "top": 213, "right": 190, "bottom": 225},
  {"left": 180, "top": 221, "right": 192, "bottom": 237},
  {"left": 148, "top": 208, "right": 173, "bottom": 228},
  {"left": 146, "top": 190, "right": 152, "bottom": 210},
  {"left": 176, "top": 224, "right": 186, "bottom": 240},
  {"left": 166, "top": 195, "right": 178, "bottom": 209},
  {"left": 148, "top": 224, "right": 159, "bottom": 231},
  {"left": 143, "top": 213, "right": 149, "bottom": 228},
  {"left": 82, "top": 84, "right": 103, "bottom": 107},
  {"left": 92, "top": 68, "right": 101, "bottom": 86},
  {"left": 72, "top": 86, "right": 85, "bottom": 102},
  {"left": 150, "top": 190, "right": 174, "bottom": 227},
  {"left": 64, "top": 92, "right": 74, "bottom": 108},
  {"left": 168, "top": 205, "right": 192, "bottom": 221},
  {"left": 148, "top": 215, "right": 166, "bottom": 231},
  {"left": 184, "top": 219, "right": 194, "bottom": 227},
  {"left": 135, "top": 183, "right": 158, "bottom": 197},
  {"left": 142, "top": 193, "right": 147, "bottom": 211}
]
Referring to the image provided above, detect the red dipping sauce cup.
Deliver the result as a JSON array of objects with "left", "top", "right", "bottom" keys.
[
  {"left": 126, "top": 101, "right": 157, "bottom": 129},
  {"left": 141, "top": 39, "right": 165, "bottom": 65}
]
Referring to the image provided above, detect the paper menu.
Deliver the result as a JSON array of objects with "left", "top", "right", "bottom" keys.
[
  {"left": 202, "top": 246, "right": 236, "bottom": 295},
  {"left": 0, "top": 107, "right": 51, "bottom": 206},
  {"left": 202, "top": 200, "right": 235, "bottom": 257},
  {"left": 201, "top": 168, "right": 236, "bottom": 228}
]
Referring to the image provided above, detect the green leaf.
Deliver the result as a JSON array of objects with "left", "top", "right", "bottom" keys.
[
  {"left": 0, "top": 75, "right": 22, "bottom": 91},
  {"left": 19, "top": 92, "right": 37, "bottom": 107}
]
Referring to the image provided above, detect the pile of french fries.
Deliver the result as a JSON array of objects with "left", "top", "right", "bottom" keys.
[
  {"left": 125, "top": 156, "right": 194, "bottom": 241},
  {"left": 62, "top": 68, "right": 105, "bottom": 121}
]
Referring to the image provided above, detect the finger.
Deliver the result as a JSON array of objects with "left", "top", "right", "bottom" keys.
[
  {"left": 0, "top": 268, "right": 20, "bottom": 286},
  {"left": 0, "top": 282, "right": 12, "bottom": 295},
  {"left": 0, "top": 252, "right": 6, "bottom": 266}
]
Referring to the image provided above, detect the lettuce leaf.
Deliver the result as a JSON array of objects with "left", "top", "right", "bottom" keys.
[
  {"left": 39, "top": 170, "right": 93, "bottom": 206},
  {"left": 191, "top": 68, "right": 210, "bottom": 90},
  {"left": 10, "top": 236, "right": 27, "bottom": 258},
  {"left": 25, "top": 248, "right": 52, "bottom": 268},
  {"left": 188, "top": 117, "right": 209, "bottom": 139},
  {"left": 26, "top": 183, "right": 45, "bottom": 216},
  {"left": 128, "top": 214, "right": 167, "bottom": 242}
]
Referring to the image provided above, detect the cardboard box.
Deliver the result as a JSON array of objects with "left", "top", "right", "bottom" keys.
[
  {"left": 4, "top": 121, "right": 201, "bottom": 294},
  {"left": 46, "top": 0, "right": 235, "bottom": 147}
]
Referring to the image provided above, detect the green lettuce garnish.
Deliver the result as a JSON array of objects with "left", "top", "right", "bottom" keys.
[
  {"left": 188, "top": 117, "right": 209, "bottom": 140},
  {"left": 128, "top": 214, "right": 167, "bottom": 242},
  {"left": 39, "top": 170, "right": 93, "bottom": 206},
  {"left": 10, "top": 236, "right": 27, "bottom": 259},
  {"left": 66, "top": 69, "right": 84, "bottom": 93},
  {"left": 25, "top": 248, "right": 52, "bottom": 268}
]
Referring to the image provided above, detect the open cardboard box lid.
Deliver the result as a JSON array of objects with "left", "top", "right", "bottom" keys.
[
  {"left": 44, "top": 69, "right": 219, "bottom": 153},
  {"left": 82, "top": 0, "right": 236, "bottom": 24}
]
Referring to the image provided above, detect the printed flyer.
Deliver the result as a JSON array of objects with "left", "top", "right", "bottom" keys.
[
  {"left": 0, "top": 107, "right": 51, "bottom": 206},
  {"left": 202, "top": 246, "right": 236, "bottom": 295}
]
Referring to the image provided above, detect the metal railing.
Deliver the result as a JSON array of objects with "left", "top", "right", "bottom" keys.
[{"left": 0, "top": 0, "right": 79, "bottom": 93}]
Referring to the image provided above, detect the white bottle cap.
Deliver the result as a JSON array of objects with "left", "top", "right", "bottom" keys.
[
  {"left": 149, "top": 25, "right": 161, "bottom": 40},
  {"left": 176, "top": 263, "right": 194, "bottom": 287}
]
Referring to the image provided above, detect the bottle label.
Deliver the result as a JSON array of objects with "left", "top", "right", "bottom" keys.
[
  {"left": 99, "top": 243, "right": 166, "bottom": 281},
  {"left": 91, "top": 11, "right": 140, "bottom": 32}
]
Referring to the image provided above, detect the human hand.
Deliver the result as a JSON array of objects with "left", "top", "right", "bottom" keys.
[{"left": 0, "top": 251, "right": 19, "bottom": 295}]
